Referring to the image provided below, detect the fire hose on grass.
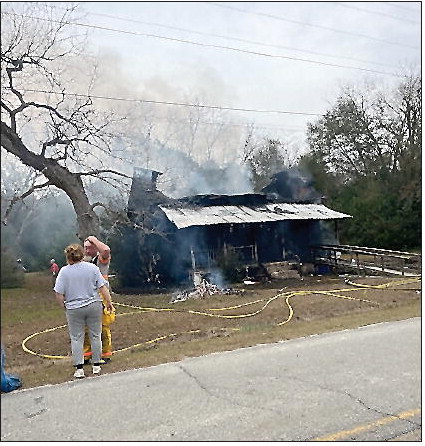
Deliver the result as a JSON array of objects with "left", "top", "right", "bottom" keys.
[{"left": 21, "top": 277, "right": 421, "bottom": 360}]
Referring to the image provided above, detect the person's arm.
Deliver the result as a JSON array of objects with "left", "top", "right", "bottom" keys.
[
  {"left": 55, "top": 292, "right": 66, "bottom": 308},
  {"left": 86, "top": 235, "right": 110, "bottom": 260},
  {"left": 99, "top": 285, "right": 115, "bottom": 312}
]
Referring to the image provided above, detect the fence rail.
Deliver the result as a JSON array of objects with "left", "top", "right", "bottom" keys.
[{"left": 311, "top": 244, "right": 421, "bottom": 277}]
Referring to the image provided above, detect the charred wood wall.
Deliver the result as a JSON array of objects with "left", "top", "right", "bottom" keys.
[
  {"left": 117, "top": 168, "right": 340, "bottom": 288},
  {"left": 114, "top": 212, "right": 339, "bottom": 288}
]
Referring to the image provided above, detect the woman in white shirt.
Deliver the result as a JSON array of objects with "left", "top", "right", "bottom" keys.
[{"left": 54, "top": 243, "right": 115, "bottom": 378}]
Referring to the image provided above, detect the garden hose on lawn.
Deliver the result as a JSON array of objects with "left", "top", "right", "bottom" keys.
[{"left": 21, "top": 277, "right": 421, "bottom": 360}]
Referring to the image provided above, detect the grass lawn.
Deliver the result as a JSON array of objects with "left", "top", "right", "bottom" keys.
[{"left": 1, "top": 272, "right": 421, "bottom": 390}]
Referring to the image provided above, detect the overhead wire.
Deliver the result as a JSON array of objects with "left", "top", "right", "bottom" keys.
[
  {"left": 2, "top": 11, "right": 404, "bottom": 77},
  {"left": 3, "top": 83, "right": 315, "bottom": 132},
  {"left": 2, "top": 6, "right": 416, "bottom": 138},
  {"left": 11, "top": 87, "right": 324, "bottom": 117},
  {"left": 334, "top": 1, "right": 420, "bottom": 24},
  {"left": 209, "top": 2, "right": 419, "bottom": 50},
  {"left": 46, "top": 106, "right": 307, "bottom": 132},
  {"left": 381, "top": 2, "right": 420, "bottom": 13},
  {"left": 47, "top": 3, "right": 402, "bottom": 70}
]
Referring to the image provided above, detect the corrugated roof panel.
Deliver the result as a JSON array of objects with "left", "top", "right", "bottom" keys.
[
  {"left": 264, "top": 204, "right": 351, "bottom": 220},
  {"left": 210, "top": 206, "right": 245, "bottom": 224},
  {"left": 225, "top": 205, "right": 270, "bottom": 223},
  {"left": 159, "top": 204, "right": 351, "bottom": 229}
]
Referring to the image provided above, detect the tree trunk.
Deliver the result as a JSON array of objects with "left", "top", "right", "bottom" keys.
[{"left": 1, "top": 121, "right": 99, "bottom": 241}]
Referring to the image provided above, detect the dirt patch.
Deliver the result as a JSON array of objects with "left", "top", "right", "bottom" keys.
[{"left": 1, "top": 272, "right": 421, "bottom": 390}]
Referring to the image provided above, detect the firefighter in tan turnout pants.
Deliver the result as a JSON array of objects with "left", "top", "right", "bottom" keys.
[{"left": 83, "top": 236, "right": 114, "bottom": 364}]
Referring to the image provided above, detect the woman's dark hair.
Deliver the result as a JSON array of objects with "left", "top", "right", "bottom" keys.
[{"left": 64, "top": 244, "right": 84, "bottom": 263}]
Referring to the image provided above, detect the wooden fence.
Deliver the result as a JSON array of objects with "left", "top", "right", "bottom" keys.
[{"left": 311, "top": 244, "right": 421, "bottom": 277}]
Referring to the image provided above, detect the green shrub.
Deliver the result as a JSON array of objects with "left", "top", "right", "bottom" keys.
[{"left": 1, "top": 247, "right": 24, "bottom": 288}]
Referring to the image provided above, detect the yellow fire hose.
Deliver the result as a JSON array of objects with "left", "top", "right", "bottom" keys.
[{"left": 21, "top": 277, "right": 421, "bottom": 360}]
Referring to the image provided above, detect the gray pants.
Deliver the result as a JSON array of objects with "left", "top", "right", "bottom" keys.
[{"left": 66, "top": 301, "right": 103, "bottom": 366}]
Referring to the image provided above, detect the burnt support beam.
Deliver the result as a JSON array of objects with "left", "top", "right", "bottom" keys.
[{"left": 334, "top": 220, "right": 339, "bottom": 244}]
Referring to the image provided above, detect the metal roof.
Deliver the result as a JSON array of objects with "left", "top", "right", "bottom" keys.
[{"left": 159, "top": 203, "right": 352, "bottom": 229}]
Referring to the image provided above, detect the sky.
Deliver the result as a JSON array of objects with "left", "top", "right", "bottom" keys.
[
  {"left": 2, "top": 1, "right": 422, "bottom": 168},
  {"left": 73, "top": 1, "right": 421, "bottom": 153}
]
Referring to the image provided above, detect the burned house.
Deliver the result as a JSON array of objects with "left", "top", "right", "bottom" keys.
[{"left": 120, "top": 167, "right": 351, "bottom": 287}]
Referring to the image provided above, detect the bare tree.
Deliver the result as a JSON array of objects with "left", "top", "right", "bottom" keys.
[
  {"left": 182, "top": 96, "right": 202, "bottom": 160},
  {"left": 202, "top": 109, "right": 229, "bottom": 162},
  {"left": 240, "top": 123, "right": 258, "bottom": 164},
  {"left": 1, "top": 3, "right": 128, "bottom": 240},
  {"left": 1, "top": 154, "right": 54, "bottom": 244}
]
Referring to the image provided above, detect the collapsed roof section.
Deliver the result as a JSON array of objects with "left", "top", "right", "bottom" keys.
[
  {"left": 127, "top": 168, "right": 352, "bottom": 230},
  {"left": 159, "top": 201, "right": 352, "bottom": 230}
]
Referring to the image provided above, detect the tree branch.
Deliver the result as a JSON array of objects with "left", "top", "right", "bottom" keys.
[
  {"left": 78, "top": 169, "right": 130, "bottom": 179},
  {"left": 2, "top": 180, "right": 51, "bottom": 225}
]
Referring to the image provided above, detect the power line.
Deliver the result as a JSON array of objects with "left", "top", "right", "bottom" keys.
[
  {"left": 2, "top": 11, "right": 403, "bottom": 78},
  {"left": 14, "top": 88, "right": 324, "bottom": 117},
  {"left": 209, "top": 2, "right": 420, "bottom": 50},
  {"left": 138, "top": 115, "right": 307, "bottom": 132},
  {"left": 335, "top": 1, "right": 420, "bottom": 24},
  {"left": 53, "top": 4, "right": 400, "bottom": 70},
  {"left": 381, "top": 2, "right": 420, "bottom": 13}
]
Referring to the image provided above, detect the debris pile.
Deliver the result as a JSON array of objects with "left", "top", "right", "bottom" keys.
[
  {"left": 170, "top": 279, "right": 244, "bottom": 303},
  {"left": 263, "top": 261, "right": 302, "bottom": 279}
]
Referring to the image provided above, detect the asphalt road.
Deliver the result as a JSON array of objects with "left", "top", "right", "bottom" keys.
[{"left": 1, "top": 317, "right": 421, "bottom": 441}]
